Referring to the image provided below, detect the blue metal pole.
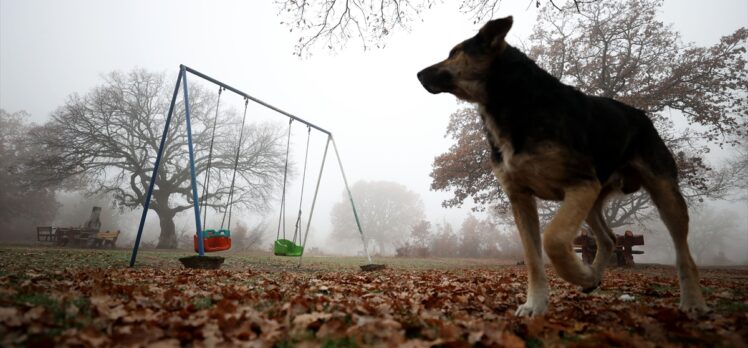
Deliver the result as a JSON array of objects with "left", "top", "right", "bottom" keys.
[
  {"left": 182, "top": 66, "right": 205, "bottom": 256},
  {"left": 129, "top": 68, "right": 183, "bottom": 267}
]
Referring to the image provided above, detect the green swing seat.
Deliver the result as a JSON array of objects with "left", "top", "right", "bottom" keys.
[{"left": 274, "top": 239, "right": 304, "bottom": 256}]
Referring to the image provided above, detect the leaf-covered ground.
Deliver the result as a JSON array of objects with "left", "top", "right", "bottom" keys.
[{"left": 0, "top": 247, "right": 746, "bottom": 347}]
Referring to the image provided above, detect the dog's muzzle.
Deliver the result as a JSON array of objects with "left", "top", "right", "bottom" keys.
[{"left": 417, "top": 66, "right": 454, "bottom": 94}]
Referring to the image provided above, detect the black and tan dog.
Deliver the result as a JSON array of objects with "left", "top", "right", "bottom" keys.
[{"left": 417, "top": 16, "right": 707, "bottom": 316}]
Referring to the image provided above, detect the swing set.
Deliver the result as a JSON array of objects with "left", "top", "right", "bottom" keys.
[{"left": 129, "top": 65, "right": 376, "bottom": 268}]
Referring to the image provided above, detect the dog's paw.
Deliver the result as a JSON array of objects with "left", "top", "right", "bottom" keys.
[
  {"left": 680, "top": 301, "right": 710, "bottom": 314},
  {"left": 514, "top": 301, "right": 547, "bottom": 317},
  {"left": 581, "top": 281, "right": 601, "bottom": 294},
  {"left": 679, "top": 292, "right": 709, "bottom": 314}
]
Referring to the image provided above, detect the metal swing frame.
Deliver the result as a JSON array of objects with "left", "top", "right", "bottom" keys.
[{"left": 129, "top": 65, "right": 372, "bottom": 267}]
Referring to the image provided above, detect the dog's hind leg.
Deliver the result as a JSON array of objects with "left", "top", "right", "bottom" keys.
[
  {"left": 506, "top": 190, "right": 549, "bottom": 317},
  {"left": 639, "top": 172, "right": 708, "bottom": 312},
  {"left": 543, "top": 181, "right": 601, "bottom": 290},
  {"left": 584, "top": 187, "right": 616, "bottom": 287}
]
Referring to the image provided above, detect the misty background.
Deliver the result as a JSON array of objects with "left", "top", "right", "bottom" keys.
[{"left": 1, "top": 0, "right": 746, "bottom": 265}]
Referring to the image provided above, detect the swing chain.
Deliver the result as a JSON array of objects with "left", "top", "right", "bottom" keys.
[
  {"left": 220, "top": 96, "right": 250, "bottom": 231},
  {"left": 292, "top": 125, "right": 312, "bottom": 245},
  {"left": 276, "top": 119, "right": 294, "bottom": 241},
  {"left": 199, "top": 86, "right": 224, "bottom": 231}
]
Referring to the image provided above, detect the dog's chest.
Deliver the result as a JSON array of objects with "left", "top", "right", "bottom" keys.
[
  {"left": 479, "top": 106, "right": 568, "bottom": 200},
  {"left": 479, "top": 106, "right": 515, "bottom": 167}
]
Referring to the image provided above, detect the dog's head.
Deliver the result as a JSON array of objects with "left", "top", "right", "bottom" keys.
[{"left": 417, "top": 16, "right": 513, "bottom": 103}]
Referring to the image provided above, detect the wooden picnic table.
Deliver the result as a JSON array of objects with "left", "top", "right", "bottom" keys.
[
  {"left": 574, "top": 230, "right": 644, "bottom": 267},
  {"left": 55, "top": 227, "right": 98, "bottom": 247},
  {"left": 37, "top": 227, "right": 121, "bottom": 248},
  {"left": 36, "top": 227, "right": 56, "bottom": 242}
]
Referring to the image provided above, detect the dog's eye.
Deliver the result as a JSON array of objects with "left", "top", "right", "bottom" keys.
[{"left": 448, "top": 48, "right": 458, "bottom": 59}]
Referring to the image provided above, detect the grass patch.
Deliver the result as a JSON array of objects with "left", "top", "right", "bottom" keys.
[
  {"left": 274, "top": 340, "right": 295, "bottom": 348},
  {"left": 16, "top": 292, "right": 59, "bottom": 309},
  {"left": 193, "top": 296, "right": 213, "bottom": 310},
  {"left": 525, "top": 337, "right": 544, "bottom": 348},
  {"left": 322, "top": 337, "right": 359, "bottom": 348},
  {"left": 0, "top": 246, "right": 515, "bottom": 274},
  {"left": 14, "top": 293, "right": 93, "bottom": 330},
  {"left": 560, "top": 334, "right": 582, "bottom": 344},
  {"left": 647, "top": 283, "right": 675, "bottom": 296},
  {"left": 716, "top": 299, "right": 748, "bottom": 315}
]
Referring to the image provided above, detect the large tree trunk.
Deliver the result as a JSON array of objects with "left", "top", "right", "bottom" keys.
[{"left": 156, "top": 209, "right": 177, "bottom": 249}]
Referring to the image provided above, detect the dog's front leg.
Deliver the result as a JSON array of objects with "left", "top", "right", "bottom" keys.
[
  {"left": 507, "top": 190, "right": 549, "bottom": 316},
  {"left": 543, "top": 181, "right": 601, "bottom": 289}
]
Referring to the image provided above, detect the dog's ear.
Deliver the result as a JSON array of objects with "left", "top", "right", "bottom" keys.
[{"left": 479, "top": 16, "right": 513, "bottom": 49}]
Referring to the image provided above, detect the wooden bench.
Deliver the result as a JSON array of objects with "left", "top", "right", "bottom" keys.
[
  {"left": 92, "top": 230, "right": 120, "bottom": 248},
  {"left": 36, "top": 207, "right": 105, "bottom": 247},
  {"left": 574, "top": 230, "right": 644, "bottom": 267},
  {"left": 56, "top": 228, "right": 98, "bottom": 247},
  {"left": 37, "top": 226, "right": 57, "bottom": 243}
]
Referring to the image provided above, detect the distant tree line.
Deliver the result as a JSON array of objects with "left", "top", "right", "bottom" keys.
[
  {"left": 0, "top": 110, "right": 57, "bottom": 242},
  {"left": 394, "top": 217, "right": 524, "bottom": 259},
  {"left": 327, "top": 180, "right": 524, "bottom": 259}
]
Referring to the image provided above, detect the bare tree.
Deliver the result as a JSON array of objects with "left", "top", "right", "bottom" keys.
[
  {"left": 430, "top": 221, "right": 459, "bottom": 257},
  {"left": 395, "top": 220, "right": 432, "bottom": 257},
  {"left": 431, "top": 0, "right": 747, "bottom": 229},
  {"left": 410, "top": 220, "right": 433, "bottom": 249},
  {"left": 496, "top": 230, "right": 524, "bottom": 260},
  {"left": 686, "top": 208, "right": 738, "bottom": 265},
  {"left": 458, "top": 214, "right": 500, "bottom": 257},
  {"left": 277, "top": 0, "right": 594, "bottom": 56},
  {"left": 721, "top": 140, "right": 748, "bottom": 200},
  {"left": 329, "top": 180, "right": 424, "bottom": 254},
  {"left": 0, "top": 109, "right": 57, "bottom": 242},
  {"left": 278, "top": 0, "right": 434, "bottom": 56},
  {"left": 29, "top": 69, "right": 287, "bottom": 248},
  {"left": 232, "top": 221, "right": 269, "bottom": 251},
  {"left": 643, "top": 206, "right": 744, "bottom": 265}
]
